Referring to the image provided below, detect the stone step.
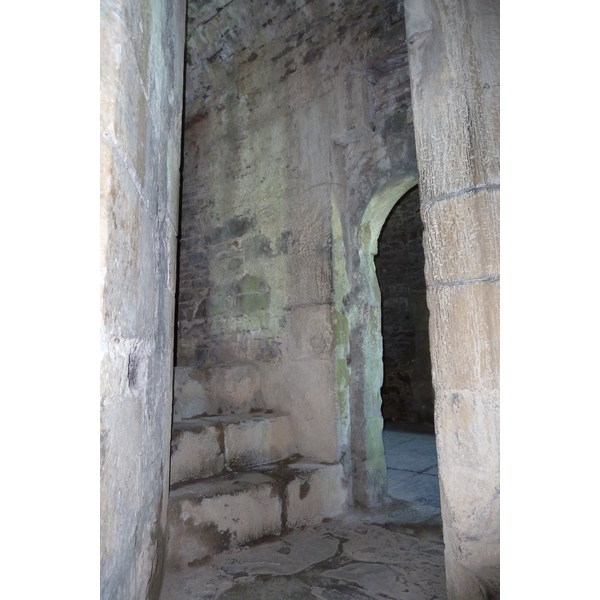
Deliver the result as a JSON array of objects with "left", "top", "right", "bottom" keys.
[
  {"left": 170, "top": 411, "right": 295, "bottom": 485},
  {"left": 173, "top": 365, "right": 264, "bottom": 420},
  {"left": 166, "top": 459, "right": 348, "bottom": 569}
]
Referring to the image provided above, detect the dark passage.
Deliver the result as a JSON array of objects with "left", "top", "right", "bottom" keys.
[{"left": 375, "top": 186, "right": 434, "bottom": 426}]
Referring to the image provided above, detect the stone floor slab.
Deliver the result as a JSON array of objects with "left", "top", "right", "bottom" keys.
[
  {"left": 160, "top": 428, "right": 446, "bottom": 599},
  {"left": 160, "top": 504, "right": 446, "bottom": 599},
  {"left": 384, "top": 428, "right": 441, "bottom": 509},
  {"left": 321, "top": 562, "right": 424, "bottom": 599},
  {"left": 311, "top": 584, "right": 382, "bottom": 599},
  {"left": 387, "top": 470, "right": 441, "bottom": 509},
  {"left": 217, "top": 530, "right": 339, "bottom": 576}
]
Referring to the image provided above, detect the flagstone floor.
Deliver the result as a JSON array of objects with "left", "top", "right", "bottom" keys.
[{"left": 160, "top": 424, "right": 446, "bottom": 600}]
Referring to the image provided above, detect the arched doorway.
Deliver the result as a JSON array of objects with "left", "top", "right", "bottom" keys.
[
  {"left": 375, "top": 184, "right": 433, "bottom": 426},
  {"left": 333, "top": 174, "right": 420, "bottom": 505},
  {"left": 374, "top": 184, "right": 440, "bottom": 512},
  {"left": 338, "top": 175, "right": 441, "bottom": 509}
]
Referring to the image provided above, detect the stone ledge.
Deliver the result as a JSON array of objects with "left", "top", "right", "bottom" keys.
[
  {"left": 166, "top": 460, "right": 348, "bottom": 569},
  {"left": 170, "top": 411, "right": 295, "bottom": 484}
]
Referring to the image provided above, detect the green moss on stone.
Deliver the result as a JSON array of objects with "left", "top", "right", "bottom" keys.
[
  {"left": 239, "top": 274, "right": 265, "bottom": 295},
  {"left": 364, "top": 415, "right": 387, "bottom": 491},
  {"left": 332, "top": 310, "right": 350, "bottom": 348},
  {"left": 207, "top": 296, "right": 230, "bottom": 316},
  {"left": 241, "top": 291, "right": 270, "bottom": 313},
  {"left": 336, "top": 358, "right": 350, "bottom": 410},
  {"left": 229, "top": 274, "right": 271, "bottom": 315}
]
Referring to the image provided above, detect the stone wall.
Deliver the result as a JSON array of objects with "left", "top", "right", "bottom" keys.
[
  {"left": 175, "top": 0, "right": 417, "bottom": 499},
  {"left": 99, "top": 0, "right": 499, "bottom": 596},
  {"left": 374, "top": 186, "right": 434, "bottom": 424},
  {"left": 100, "top": 0, "right": 186, "bottom": 598}
]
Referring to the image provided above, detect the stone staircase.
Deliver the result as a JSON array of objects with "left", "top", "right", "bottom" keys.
[{"left": 165, "top": 367, "right": 348, "bottom": 569}]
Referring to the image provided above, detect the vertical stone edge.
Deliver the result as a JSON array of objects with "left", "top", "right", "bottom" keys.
[
  {"left": 100, "top": 0, "right": 187, "bottom": 598},
  {"left": 147, "top": 0, "right": 187, "bottom": 598},
  {"left": 404, "top": 0, "right": 500, "bottom": 597}
]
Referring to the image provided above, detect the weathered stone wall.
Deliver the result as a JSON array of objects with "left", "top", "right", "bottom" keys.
[
  {"left": 405, "top": 0, "right": 500, "bottom": 597},
  {"left": 100, "top": 0, "right": 186, "bottom": 598},
  {"left": 176, "top": 0, "right": 417, "bottom": 500},
  {"left": 374, "top": 186, "right": 434, "bottom": 424}
]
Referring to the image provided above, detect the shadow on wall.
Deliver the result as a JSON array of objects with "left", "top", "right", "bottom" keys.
[{"left": 374, "top": 186, "right": 434, "bottom": 426}]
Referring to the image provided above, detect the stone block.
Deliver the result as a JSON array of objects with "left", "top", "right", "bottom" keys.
[
  {"left": 172, "top": 366, "right": 207, "bottom": 420},
  {"left": 166, "top": 459, "right": 349, "bottom": 569},
  {"left": 170, "top": 423, "right": 224, "bottom": 485},
  {"left": 428, "top": 279, "right": 499, "bottom": 391},
  {"left": 179, "top": 331, "right": 285, "bottom": 369},
  {"left": 286, "top": 250, "right": 333, "bottom": 308},
  {"left": 287, "top": 304, "right": 334, "bottom": 360},
  {"left": 406, "top": 0, "right": 499, "bottom": 200},
  {"left": 285, "top": 462, "right": 348, "bottom": 529},
  {"left": 286, "top": 185, "right": 332, "bottom": 255},
  {"left": 173, "top": 364, "right": 263, "bottom": 418},
  {"left": 170, "top": 412, "right": 295, "bottom": 485},
  {"left": 292, "top": 99, "right": 334, "bottom": 186},
  {"left": 261, "top": 359, "right": 339, "bottom": 463},
  {"left": 421, "top": 187, "right": 499, "bottom": 285},
  {"left": 434, "top": 388, "right": 500, "bottom": 577},
  {"left": 166, "top": 472, "right": 283, "bottom": 568},
  {"left": 224, "top": 413, "right": 294, "bottom": 471},
  {"left": 435, "top": 388, "right": 499, "bottom": 483}
]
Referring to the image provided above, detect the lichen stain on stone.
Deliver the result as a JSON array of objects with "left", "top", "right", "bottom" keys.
[
  {"left": 299, "top": 481, "right": 311, "bottom": 500},
  {"left": 194, "top": 343, "right": 209, "bottom": 364},
  {"left": 207, "top": 295, "right": 231, "bottom": 317},
  {"left": 281, "top": 58, "right": 297, "bottom": 81},
  {"left": 194, "top": 522, "right": 232, "bottom": 556},
  {"left": 255, "top": 340, "right": 281, "bottom": 361},
  {"left": 271, "top": 45, "right": 294, "bottom": 62},
  {"left": 232, "top": 274, "right": 271, "bottom": 314},
  {"left": 208, "top": 216, "right": 254, "bottom": 244},
  {"left": 244, "top": 233, "right": 273, "bottom": 260},
  {"left": 127, "top": 352, "right": 138, "bottom": 390},
  {"left": 170, "top": 429, "right": 184, "bottom": 454},
  {"left": 237, "top": 274, "right": 268, "bottom": 295},
  {"left": 303, "top": 45, "right": 324, "bottom": 65},
  {"left": 217, "top": 424, "right": 225, "bottom": 455},
  {"left": 277, "top": 230, "right": 294, "bottom": 254},
  {"left": 332, "top": 310, "right": 350, "bottom": 347},
  {"left": 187, "top": 556, "right": 212, "bottom": 568},
  {"left": 309, "top": 331, "right": 328, "bottom": 352},
  {"left": 184, "top": 111, "right": 208, "bottom": 129}
]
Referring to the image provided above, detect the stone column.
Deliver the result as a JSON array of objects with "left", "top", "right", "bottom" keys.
[
  {"left": 404, "top": 0, "right": 500, "bottom": 597},
  {"left": 100, "top": 0, "right": 186, "bottom": 598}
]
